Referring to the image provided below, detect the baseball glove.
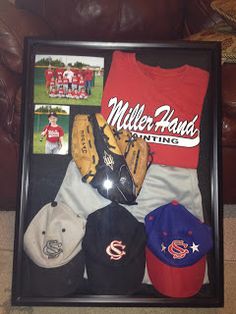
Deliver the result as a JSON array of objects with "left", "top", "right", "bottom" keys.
[
  {"left": 111, "top": 127, "right": 152, "bottom": 195},
  {"left": 72, "top": 113, "right": 137, "bottom": 205}
]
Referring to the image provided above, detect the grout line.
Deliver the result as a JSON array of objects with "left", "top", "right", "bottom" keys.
[{"left": 0, "top": 248, "right": 13, "bottom": 253}]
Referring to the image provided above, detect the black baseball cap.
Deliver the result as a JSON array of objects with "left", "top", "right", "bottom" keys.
[
  {"left": 48, "top": 111, "right": 58, "bottom": 118},
  {"left": 82, "top": 203, "right": 146, "bottom": 294}
]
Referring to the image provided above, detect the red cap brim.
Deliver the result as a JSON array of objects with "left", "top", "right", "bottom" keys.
[{"left": 146, "top": 247, "right": 206, "bottom": 298}]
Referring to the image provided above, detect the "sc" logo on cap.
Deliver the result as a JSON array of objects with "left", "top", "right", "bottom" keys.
[
  {"left": 168, "top": 240, "right": 189, "bottom": 259},
  {"left": 106, "top": 240, "right": 126, "bottom": 260}
]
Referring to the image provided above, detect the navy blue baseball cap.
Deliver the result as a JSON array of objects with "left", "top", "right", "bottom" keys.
[
  {"left": 145, "top": 201, "right": 213, "bottom": 298},
  {"left": 82, "top": 203, "right": 146, "bottom": 294}
]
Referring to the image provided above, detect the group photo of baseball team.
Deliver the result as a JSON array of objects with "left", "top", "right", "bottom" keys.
[{"left": 34, "top": 54, "right": 104, "bottom": 105}]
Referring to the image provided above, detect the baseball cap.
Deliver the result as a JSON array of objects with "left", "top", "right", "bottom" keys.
[
  {"left": 82, "top": 203, "right": 146, "bottom": 294},
  {"left": 48, "top": 111, "right": 58, "bottom": 118},
  {"left": 23, "top": 201, "right": 86, "bottom": 296},
  {"left": 145, "top": 201, "right": 213, "bottom": 298}
]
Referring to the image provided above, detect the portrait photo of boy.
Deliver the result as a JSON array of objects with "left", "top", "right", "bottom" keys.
[
  {"left": 40, "top": 112, "right": 64, "bottom": 154},
  {"left": 33, "top": 105, "right": 70, "bottom": 155}
]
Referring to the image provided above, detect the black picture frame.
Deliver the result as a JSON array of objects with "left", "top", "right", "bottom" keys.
[{"left": 12, "top": 38, "right": 223, "bottom": 307}]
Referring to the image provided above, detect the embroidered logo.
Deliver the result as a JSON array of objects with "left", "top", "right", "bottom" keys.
[
  {"left": 43, "top": 240, "right": 63, "bottom": 259},
  {"left": 168, "top": 240, "right": 189, "bottom": 259},
  {"left": 106, "top": 240, "right": 126, "bottom": 260},
  {"left": 161, "top": 242, "right": 167, "bottom": 252},
  {"left": 190, "top": 242, "right": 200, "bottom": 253},
  {"left": 103, "top": 150, "right": 114, "bottom": 170}
]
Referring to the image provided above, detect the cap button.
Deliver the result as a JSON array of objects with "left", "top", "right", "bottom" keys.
[
  {"left": 171, "top": 200, "right": 178, "bottom": 205},
  {"left": 51, "top": 201, "right": 58, "bottom": 207}
]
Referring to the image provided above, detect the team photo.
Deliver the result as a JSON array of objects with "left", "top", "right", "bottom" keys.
[{"left": 34, "top": 54, "right": 104, "bottom": 106}]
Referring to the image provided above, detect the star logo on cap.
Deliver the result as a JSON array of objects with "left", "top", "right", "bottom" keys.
[
  {"left": 161, "top": 243, "right": 167, "bottom": 252},
  {"left": 190, "top": 242, "right": 200, "bottom": 253}
]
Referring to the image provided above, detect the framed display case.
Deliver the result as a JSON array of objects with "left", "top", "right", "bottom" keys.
[{"left": 12, "top": 38, "right": 223, "bottom": 307}]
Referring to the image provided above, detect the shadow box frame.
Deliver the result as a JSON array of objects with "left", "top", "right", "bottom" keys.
[{"left": 12, "top": 38, "right": 223, "bottom": 308}]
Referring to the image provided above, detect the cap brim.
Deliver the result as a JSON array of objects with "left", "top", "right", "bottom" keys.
[
  {"left": 85, "top": 252, "right": 145, "bottom": 295},
  {"left": 24, "top": 250, "right": 85, "bottom": 297},
  {"left": 146, "top": 247, "right": 206, "bottom": 298}
]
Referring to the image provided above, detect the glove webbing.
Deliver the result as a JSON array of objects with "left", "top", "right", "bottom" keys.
[{"left": 100, "top": 123, "right": 116, "bottom": 150}]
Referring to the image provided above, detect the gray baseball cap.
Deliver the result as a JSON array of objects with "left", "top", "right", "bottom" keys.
[{"left": 23, "top": 201, "right": 86, "bottom": 296}]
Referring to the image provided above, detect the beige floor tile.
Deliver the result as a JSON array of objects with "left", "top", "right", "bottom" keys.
[
  {"left": 0, "top": 212, "right": 15, "bottom": 251},
  {"left": 224, "top": 218, "right": 236, "bottom": 261},
  {"left": 0, "top": 251, "right": 13, "bottom": 312}
]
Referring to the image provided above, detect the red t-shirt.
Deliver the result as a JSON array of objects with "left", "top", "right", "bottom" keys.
[
  {"left": 67, "top": 90, "right": 73, "bottom": 97},
  {"left": 101, "top": 51, "right": 209, "bottom": 168},
  {"left": 72, "top": 77, "right": 78, "bottom": 84},
  {"left": 63, "top": 78, "right": 69, "bottom": 85},
  {"left": 74, "top": 69, "right": 81, "bottom": 77},
  {"left": 49, "top": 79, "right": 55, "bottom": 88},
  {"left": 79, "top": 78, "right": 85, "bottom": 86},
  {"left": 72, "top": 89, "right": 79, "bottom": 96},
  {"left": 55, "top": 68, "right": 64, "bottom": 78},
  {"left": 58, "top": 87, "right": 64, "bottom": 95},
  {"left": 44, "top": 125, "right": 64, "bottom": 142},
  {"left": 79, "top": 90, "right": 88, "bottom": 97},
  {"left": 84, "top": 69, "right": 93, "bottom": 81},
  {"left": 49, "top": 89, "right": 57, "bottom": 96},
  {"left": 57, "top": 78, "right": 63, "bottom": 85},
  {"left": 45, "top": 69, "right": 54, "bottom": 81}
]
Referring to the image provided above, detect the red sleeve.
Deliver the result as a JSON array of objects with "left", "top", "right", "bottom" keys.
[
  {"left": 43, "top": 125, "right": 49, "bottom": 132},
  {"left": 59, "top": 126, "right": 64, "bottom": 137}
]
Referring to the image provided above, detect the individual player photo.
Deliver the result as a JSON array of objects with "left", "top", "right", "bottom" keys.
[
  {"left": 33, "top": 54, "right": 104, "bottom": 106},
  {"left": 33, "top": 105, "right": 70, "bottom": 155}
]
